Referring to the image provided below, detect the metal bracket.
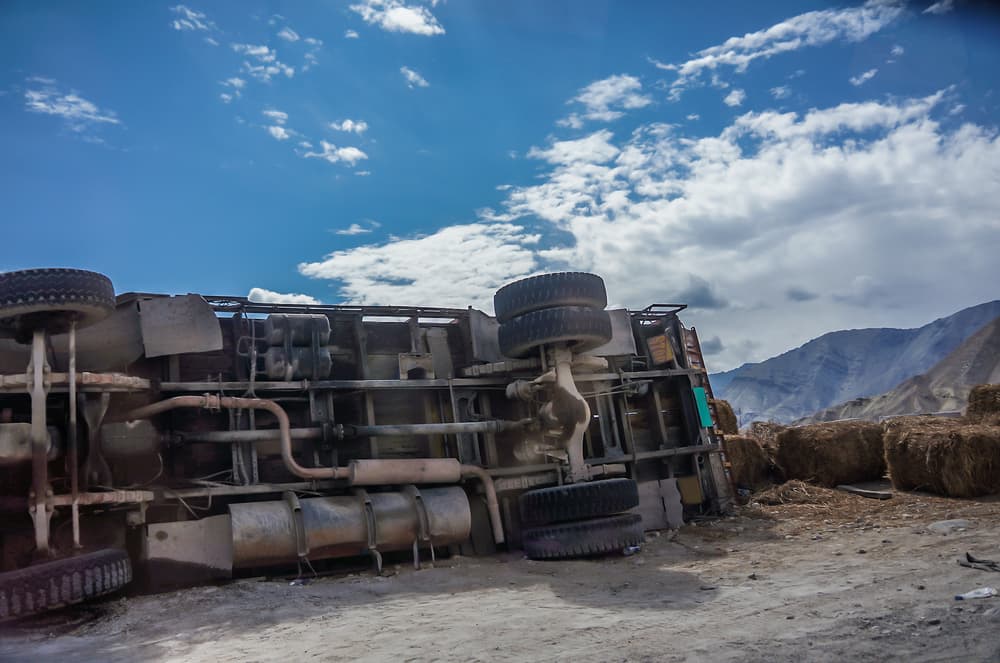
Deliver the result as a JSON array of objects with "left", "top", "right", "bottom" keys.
[
  {"left": 403, "top": 485, "right": 435, "bottom": 569},
  {"left": 283, "top": 491, "right": 309, "bottom": 560},
  {"left": 354, "top": 488, "right": 383, "bottom": 574}
]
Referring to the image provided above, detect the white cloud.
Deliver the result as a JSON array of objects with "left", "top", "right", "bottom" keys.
[
  {"left": 232, "top": 43, "right": 295, "bottom": 82},
  {"left": 267, "top": 126, "right": 290, "bottom": 140},
  {"left": 298, "top": 223, "right": 539, "bottom": 310},
  {"left": 350, "top": 0, "right": 445, "bottom": 36},
  {"left": 527, "top": 130, "right": 620, "bottom": 166},
  {"left": 345, "top": 29, "right": 360, "bottom": 39},
  {"left": 400, "top": 66, "right": 429, "bottom": 88},
  {"left": 653, "top": 1, "right": 904, "bottom": 99},
  {"left": 248, "top": 288, "right": 321, "bottom": 305},
  {"left": 770, "top": 85, "right": 791, "bottom": 100},
  {"left": 890, "top": 44, "right": 905, "bottom": 56},
  {"left": 476, "top": 89, "right": 1000, "bottom": 372},
  {"left": 335, "top": 220, "right": 381, "bottom": 235},
  {"left": 560, "top": 74, "right": 652, "bottom": 126},
  {"left": 204, "top": 37, "right": 219, "bottom": 46},
  {"left": 277, "top": 27, "right": 300, "bottom": 42},
  {"left": 849, "top": 68, "right": 878, "bottom": 86},
  {"left": 330, "top": 119, "right": 369, "bottom": 134},
  {"left": 262, "top": 109, "right": 288, "bottom": 124},
  {"left": 496, "top": 184, "right": 513, "bottom": 191},
  {"left": 304, "top": 37, "right": 322, "bottom": 46},
  {"left": 24, "top": 80, "right": 120, "bottom": 135},
  {"left": 303, "top": 141, "right": 369, "bottom": 166},
  {"left": 556, "top": 114, "right": 584, "bottom": 129},
  {"left": 924, "top": 0, "right": 955, "bottom": 14},
  {"left": 686, "top": 113, "right": 700, "bottom": 121},
  {"left": 355, "top": 170, "right": 371, "bottom": 176},
  {"left": 170, "top": 5, "right": 215, "bottom": 32},
  {"left": 219, "top": 77, "right": 245, "bottom": 103},
  {"left": 723, "top": 89, "right": 746, "bottom": 107}
]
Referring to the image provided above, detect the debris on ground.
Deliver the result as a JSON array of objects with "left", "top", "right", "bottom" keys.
[
  {"left": 724, "top": 435, "right": 772, "bottom": 490},
  {"left": 954, "top": 587, "right": 998, "bottom": 600},
  {"left": 966, "top": 383, "right": 1000, "bottom": 425}
]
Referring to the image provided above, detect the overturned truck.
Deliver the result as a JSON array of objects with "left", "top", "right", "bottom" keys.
[{"left": 0, "top": 268, "right": 732, "bottom": 618}]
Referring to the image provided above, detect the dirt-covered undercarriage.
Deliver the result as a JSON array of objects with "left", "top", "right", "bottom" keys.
[{"left": 0, "top": 268, "right": 732, "bottom": 619}]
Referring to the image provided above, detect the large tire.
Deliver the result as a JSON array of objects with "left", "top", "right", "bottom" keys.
[
  {"left": 0, "top": 268, "right": 115, "bottom": 340},
  {"left": 520, "top": 478, "right": 639, "bottom": 526},
  {"left": 494, "top": 272, "right": 607, "bottom": 324},
  {"left": 522, "top": 513, "right": 644, "bottom": 560},
  {"left": 498, "top": 306, "right": 612, "bottom": 359},
  {"left": 0, "top": 549, "right": 132, "bottom": 621}
]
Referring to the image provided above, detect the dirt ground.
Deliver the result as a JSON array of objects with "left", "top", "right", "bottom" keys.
[{"left": 2, "top": 485, "right": 999, "bottom": 662}]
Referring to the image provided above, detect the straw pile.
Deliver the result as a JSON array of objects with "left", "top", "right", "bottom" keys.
[
  {"left": 748, "top": 421, "right": 787, "bottom": 451},
  {"left": 712, "top": 399, "right": 739, "bottom": 435},
  {"left": 774, "top": 421, "right": 885, "bottom": 487},
  {"left": 883, "top": 417, "right": 1000, "bottom": 497},
  {"left": 724, "top": 435, "right": 771, "bottom": 490},
  {"left": 966, "top": 384, "right": 1000, "bottom": 425}
]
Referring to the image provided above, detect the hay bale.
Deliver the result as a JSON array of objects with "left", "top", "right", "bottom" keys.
[
  {"left": 966, "top": 384, "right": 1000, "bottom": 425},
  {"left": 883, "top": 417, "right": 1000, "bottom": 497},
  {"left": 774, "top": 421, "right": 885, "bottom": 488},
  {"left": 711, "top": 399, "right": 738, "bottom": 435},
  {"left": 724, "top": 436, "right": 770, "bottom": 490},
  {"left": 748, "top": 421, "right": 787, "bottom": 451}
]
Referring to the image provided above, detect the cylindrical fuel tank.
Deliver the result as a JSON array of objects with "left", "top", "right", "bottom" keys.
[
  {"left": 263, "top": 314, "right": 331, "bottom": 346},
  {"left": 228, "top": 486, "right": 471, "bottom": 568},
  {"left": 262, "top": 346, "right": 332, "bottom": 380}
]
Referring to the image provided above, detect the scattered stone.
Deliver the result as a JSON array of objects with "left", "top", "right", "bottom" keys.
[
  {"left": 927, "top": 618, "right": 941, "bottom": 626},
  {"left": 700, "top": 585, "right": 717, "bottom": 591},
  {"left": 858, "top": 549, "right": 867, "bottom": 554},
  {"left": 928, "top": 519, "right": 972, "bottom": 535},
  {"left": 786, "top": 615, "right": 795, "bottom": 620},
  {"left": 748, "top": 573, "right": 758, "bottom": 580}
]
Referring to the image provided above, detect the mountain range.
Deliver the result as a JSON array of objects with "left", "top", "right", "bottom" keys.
[{"left": 710, "top": 300, "right": 1000, "bottom": 425}]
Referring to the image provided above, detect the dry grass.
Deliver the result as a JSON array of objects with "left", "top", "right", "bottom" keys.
[
  {"left": 711, "top": 399, "right": 739, "bottom": 435},
  {"left": 774, "top": 421, "right": 885, "bottom": 487},
  {"left": 724, "top": 435, "right": 771, "bottom": 490},
  {"left": 966, "top": 383, "right": 1000, "bottom": 425},
  {"left": 884, "top": 416, "right": 1000, "bottom": 497}
]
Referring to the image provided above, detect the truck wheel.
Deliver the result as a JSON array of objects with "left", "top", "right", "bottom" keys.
[
  {"left": 522, "top": 513, "right": 644, "bottom": 560},
  {"left": 498, "top": 306, "right": 612, "bottom": 359},
  {"left": 0, "top": 268, "right": 115, "bottom": 340},
  {"left": 519, "top": 478, "right": 639, "bottom": 526},
  {"left": 494, "top": 272, "right": 607, "bottom": 323},
  {"left": 0, "top": 549, "right": 132, "bottom": 621}
]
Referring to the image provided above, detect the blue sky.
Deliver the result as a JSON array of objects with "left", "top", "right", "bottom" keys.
[{"left": 2, "top": 0, "right": 998, "bottom": 371}]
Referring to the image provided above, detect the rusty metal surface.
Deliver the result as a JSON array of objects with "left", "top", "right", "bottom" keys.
[
  {"left": 0, "top": 371, "right": 151, "bottom": 393},
  {"left": 348, "top": 458, "right": 462, "bottom": 485},
  {"left": 0, "top": 423, "right": 59, "bottom": 466},
  {"left": 139, "top": 294, "right": 223, "bottom": 358},
  {"left": 229, "top": 486, "right": 470, "bottom": 568},
  {"left": 146, "top": 514, "right": 234, "bottom": 577}
]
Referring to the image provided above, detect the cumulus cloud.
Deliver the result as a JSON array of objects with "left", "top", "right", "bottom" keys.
[
  {"left": 262, "top": 109, "right": 288, "bottom": 124},
  {"left": 170, "top": 5, "right": 215, "bottom": 32},
  {"left": 219, "top": 77, "right": 245, "bottom": 103},
  {"left": 277, "top": 27, "right": 299, "bottom": 42},
  {"left": 723, "top": 89, "right": 746, "bottom": 107},
  {"left": 248, "top": 288, "right": 321, "bottom": 305},
  {"left": 400, "top": 66, "right": 429, "bottom": 88},
  {"left": 559, "top": 74, "right": 652, "bottom": 126},
  {"left": 350, "top": 0, "right": 445, "bottom": 36},
  {"left": 232, "top": 43, "right": 294, "bottom": 81},
  {"left": 488, "top": 90, "right": 998, "bottom": 370},
  {"left": 652, "top": 1, "right": 904, "bottom": 99},
  {"left": 770, "top": 85, "right": 791, "bottom": 100},
  {"left": 849, "top": 68, "right": 878, "bottom": 86},
  {"left": 303, "top": 141, "right": 369, "bottom": 166},
  {"left": 890, "top": 44, "right": 905, "bottom": 56},
  {"left": 24, "top": 79, "right": 120, "bottom": 137},
  {"left": 298, "top": 223, "right": 539, "bottom": 310},
  {"left": 345, "top": 29, "right": 360, "bottom": 39},
  {"left": 330, "top": 119, "right": 368, "bottom": 134}
]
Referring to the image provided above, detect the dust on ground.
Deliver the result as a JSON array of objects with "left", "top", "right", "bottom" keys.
[{"left": 2, "top": 486, "right": 999, "bottom": 663}]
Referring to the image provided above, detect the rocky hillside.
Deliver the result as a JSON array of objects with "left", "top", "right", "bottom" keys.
[
  {"left": 798, "top": 317, "right": 1000, "bottom": 423},
  {"left": 710, "top": 300, "right": 1000, "bottom": 424}
]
